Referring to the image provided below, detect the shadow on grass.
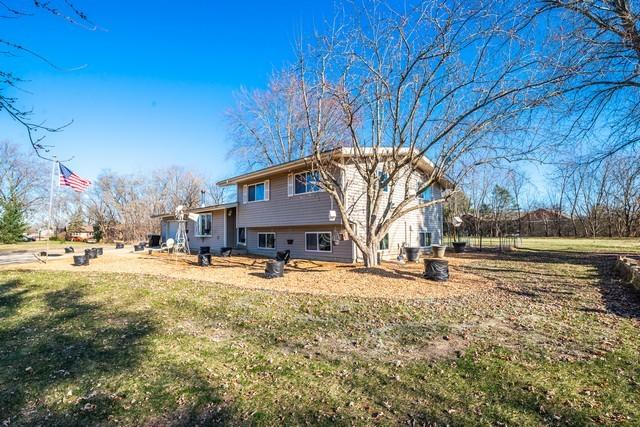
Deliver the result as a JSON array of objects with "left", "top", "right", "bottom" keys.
[{"left": 0, "top": 276, "right": 234, "bottom": 425}]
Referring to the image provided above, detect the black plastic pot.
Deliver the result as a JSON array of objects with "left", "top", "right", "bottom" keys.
[
  {"left": 115, "top": 243, "right": 124, "bottom": 249},
  {"left": 199, "top": 246, "right": 211, "bottom": 254},
  {"left": 85, "top": 248, "right": 97, "bottom": 259},
  {"left": 73, "top": 255, "right": 89, "bottom": 266},
  {"left": 405, "top": 247, "right": 421, "bottom": 262},
  {"left": 134, "top": 244, "right": 144, "bottom": 252},
  {"left": 265, "top": 260, "right": 284, "bottom": 278},
  {"left": 452, "top": 242, "right": 466, "bottom": 253},
  {"left": 64, "top": 247, "right": 74, "bottom": 254}
]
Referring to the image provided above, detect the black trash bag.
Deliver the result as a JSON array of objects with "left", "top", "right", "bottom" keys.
[
  {"left": 265, "top": 260, "right": 284, "bottom": 278},
  {"left": 85, "top": 248, "right": 97, "bottom": 259},
  {"left": 423, "top": 259, "right": 449, "bottom": 281},
  {"left": 64, "top": 247, "right": 74, "bottom": 253},
  {"left": 276, "top": 250, "right": 291, "bottom": 264},
  {"left": 198, "top": 253, "right": 211, "bottom": 266},
  {"left": 95, "top": 248, "right": 103, "bottom": 256},
  {"left": 73, "top": 255, "right": 89, "bottom": 266},
  {"left": 220, "top": 247, "right": 232, "bottom": 257}
]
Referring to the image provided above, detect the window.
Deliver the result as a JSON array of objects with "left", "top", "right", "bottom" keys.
[
  {"left": 379, "top": 233, "right": 389, "bottom": 250},
  {"left": 248, "top": 182, "right": 265, "bottom": 202},
  {"left": 418, "top": 185, "right": 432, "bottom": 201},
  {"left": 237, "top": 227, "right": 246, "bottom": 246},
  {"left": 419, "top": 231, "right": 432, "bottom": 247},
  {"left": 305, "top": 232, "right": 332, "bottom": 252},
  {"left": 257, "top": 232, "right": 275, "bottom": 249},
  {"left": 378, "top": 171, "right": 389, "bottom": 192},
  {"left": 294, "top": 171, "right": 320, "bottom": 194},
  {"left": 196, "top": 213, "right": 212, "bottom": 236}
]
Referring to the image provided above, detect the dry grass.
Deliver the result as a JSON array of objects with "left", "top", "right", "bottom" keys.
[{"left": 2, "top": 250, "right": 493, "bottom": 300}]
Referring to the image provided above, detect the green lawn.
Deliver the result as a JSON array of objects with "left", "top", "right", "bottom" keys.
[
  {"left": 458, "top": 236, "right": 640, "bottom": 254},
  {"left": 1, "top": 246, "right": 639, "bottom": 425}
]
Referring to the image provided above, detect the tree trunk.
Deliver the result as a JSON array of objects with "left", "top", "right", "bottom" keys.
[{"left": 362, "top": 243, "right": 379, "bottom": 267}]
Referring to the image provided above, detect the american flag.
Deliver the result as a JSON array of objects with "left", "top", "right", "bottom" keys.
[{"left": 59, "top": 163, "right": 91, "bottom": 192}]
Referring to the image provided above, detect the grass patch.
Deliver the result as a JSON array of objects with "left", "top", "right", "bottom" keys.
[{"left": 1, "top": 249, "right": 639, "bottom": 425}]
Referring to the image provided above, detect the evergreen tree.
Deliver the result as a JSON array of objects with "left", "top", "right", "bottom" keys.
[
  {"left": 0, "top": 197, "right": 28, "bottom": 243},
  {"left": 93, "top": 223, "right": 103, "bottom": 242}
]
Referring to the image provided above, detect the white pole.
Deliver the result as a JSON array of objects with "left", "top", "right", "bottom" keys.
[{"left": 46, "top": 157, "right": 57, "bottom": 263}]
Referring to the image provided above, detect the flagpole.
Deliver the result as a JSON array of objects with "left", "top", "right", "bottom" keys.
[{"left": 46, "top": 156, "right": 57, "bottom": 264}]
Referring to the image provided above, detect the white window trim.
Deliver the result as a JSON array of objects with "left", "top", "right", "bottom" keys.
[
  {"left": 378, "top": 233, "right": 390, "bottom": 252},
  {"left": 417, "top": 183, "right": 433, "bottom": 202},
  {"left": 195, "top": 213, "right": 213, "bottom": 237},
  {"left": 290, "top": 171, "right": 323, "bottom": 197},
  {"left": 305, "top": 231, "right": 333, "bottom": 253},
  {"left": 419, "top": 230, "right": 432, "bottom": 247},
  {"left": 246, "top": 180, "right": 269, "bottom": 203},
  {"left": 257, "top": 232, "right": 276, "bottom": 250},
  {"left": 378, "top": 170, "right": 389, "bottom": 193},
  {"left": 237, "top": 227, "right": 247, "bottom": 246}
]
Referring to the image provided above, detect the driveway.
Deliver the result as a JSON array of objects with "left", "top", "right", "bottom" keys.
[{"left": 0, "top": 251, "right": 44, "bottom": 266}]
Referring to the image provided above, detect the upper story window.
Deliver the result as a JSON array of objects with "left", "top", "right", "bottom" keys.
[
  {"left": 418, "top": 184, "right": 432, "bottom": 201},
  {"left": 378, "top": 171, "right": 389, "bottom": 192},
  {"left": 243, "top": 180, "right": 269, "bottom": 203},
  {"left": 294, "top": 171, "right": 321, "bottom": 195},
  {"left": 249, "top": 183, "right": 265, "bottom": 202},
  {"left": 196, "top": 213, "right": 212, "bottom": 236}
]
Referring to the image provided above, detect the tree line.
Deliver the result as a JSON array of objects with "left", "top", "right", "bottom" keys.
[{"left": 0, "top": 141, "right": 227, "bottom": 243}]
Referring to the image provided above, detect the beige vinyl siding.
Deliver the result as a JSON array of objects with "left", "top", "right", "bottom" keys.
[
  {"left": 343, "top": 163, "right": 443, "bottom": 261},
  {"left": 237, "top": 170, "right": 343, "bottom": 228},
  {"left": 246, "top": 226, "right": 354, "bottom": 263},
  {"left": 185, "top": 209, "right": 227, "bottom": 252}
]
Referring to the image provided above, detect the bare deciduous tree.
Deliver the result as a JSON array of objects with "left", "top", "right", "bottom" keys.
[
  {"left": 296, "top": 0, "right": 563, "bottom": 266},
  {"left": 0, "top": 141, "right": 48, "bottom": 218},
  {"left": 0, "top": 1, "right": 95, "bottom": 158},
  {"left": 539, "top": 0, "right": 640, "bottom": 158}
]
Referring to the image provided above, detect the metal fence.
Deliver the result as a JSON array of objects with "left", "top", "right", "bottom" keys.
[{"left": 445, "top": 234, "right": 524, "bottom": 250}]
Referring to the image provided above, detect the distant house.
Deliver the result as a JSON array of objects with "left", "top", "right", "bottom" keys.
[
  {"left": 67, "top": 225, "right": 95, "bottom": 242},
  {"left": 155, "top": 149, "right": 447, "bottom": 263}
]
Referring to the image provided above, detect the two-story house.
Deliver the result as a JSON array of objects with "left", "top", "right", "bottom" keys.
[{"left": 156, "top": 150, "right": 446, "bottom": 263}]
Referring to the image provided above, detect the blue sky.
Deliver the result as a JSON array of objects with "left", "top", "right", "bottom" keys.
[{"left": 1, "top": 1, "right": 334, "bottom": 181}]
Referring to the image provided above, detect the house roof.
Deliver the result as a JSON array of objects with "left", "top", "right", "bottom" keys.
[
  {"left": 151, "top": 202, "right": 238, "bottom": 219},
  {"left": 216, "top": 147, "right": 452, "bottom": 188}
]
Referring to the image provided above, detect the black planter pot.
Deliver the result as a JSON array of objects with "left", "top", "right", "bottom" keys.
[
  {"left": 115, "top": 243, "right": 124, "bottom": 249},
  {"left": 404, "top": 247, "right": 421, "bottom": 262},
  {"left": 85, "top": 248, "right": 97, "bottom": 259},
  {"left": 265, "top": 260, "right": 284, "bottom": 278},
  {"left": 452, "top": 242, "right": 466, "bottom": 253},
  {"left": 95, "top": 247, "right": 103, "bottom": 256},
  {"left": 73, "top": 255, "right": 89, "bottom": 266},
  {"left": 134, "top": 244, "right": 144, "bottom": 252},
  {"left": 199, "top": 246, "right": 211, "bottom": 254}
]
